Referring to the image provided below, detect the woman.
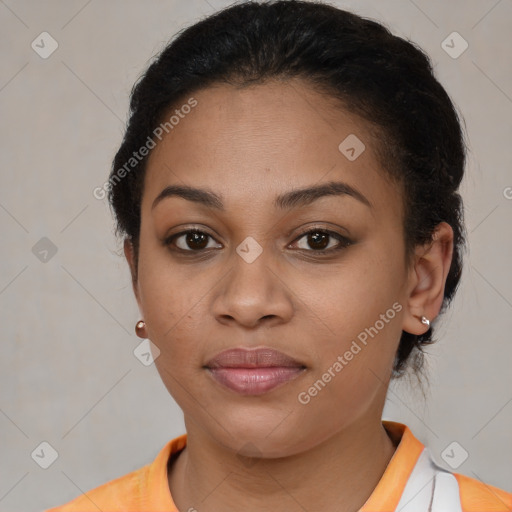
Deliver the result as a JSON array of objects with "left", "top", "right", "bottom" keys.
[{"left": 46, "top": 1, "right": 512, "bottom": 510}]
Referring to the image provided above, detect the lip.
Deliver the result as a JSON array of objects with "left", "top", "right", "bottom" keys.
[{"left": 204, "top": 347, "right": 306, "bottom": 395}]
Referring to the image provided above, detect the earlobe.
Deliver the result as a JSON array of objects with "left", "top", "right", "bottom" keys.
[
  {"left": 402, "top": 222, "right": 454, "bottom": 335},
  {"left": 124, "top": 239, "right": 147, "bottom": 338}
]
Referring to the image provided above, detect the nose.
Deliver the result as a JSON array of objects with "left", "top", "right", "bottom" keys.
[{"left": 211, "top": 249, "right": 294, "bottom": 329}]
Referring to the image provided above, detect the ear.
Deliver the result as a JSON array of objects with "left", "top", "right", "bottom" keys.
[
  {"left": 402, "top": 222, "right": 454, "bottom": 335},
  {"left": 124, "top": 238, "right": 141, "bottom": 306}
]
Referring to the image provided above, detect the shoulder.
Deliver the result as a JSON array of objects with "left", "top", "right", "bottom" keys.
[
  {"left": 43, "top": 435, "right": 186, "bottom": 512},
  {"left": 43, "top": 464, "right": 150, "bottom": 512},
  {"left": 383, "top": 422, "right": 511, "bottom": 512},
  {"left": 453, "top": 472, "right": 512, "bottom": 512}
]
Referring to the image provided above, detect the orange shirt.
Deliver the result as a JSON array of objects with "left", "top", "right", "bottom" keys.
[{"left": 44, "top": 421, "right": 511, "bottom": 512}]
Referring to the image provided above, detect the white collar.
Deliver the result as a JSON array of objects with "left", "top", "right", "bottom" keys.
[{"left": 395, "top": 447, "right": 462, "bottom": 512}]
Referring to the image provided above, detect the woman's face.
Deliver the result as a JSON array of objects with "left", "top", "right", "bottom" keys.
[{"left": 128, "top": 79, "right": 418, "bottom": 457}]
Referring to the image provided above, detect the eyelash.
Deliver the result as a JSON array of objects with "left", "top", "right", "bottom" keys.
[{"left": 164, "top": 227, "right": 352, "bottom": 256}]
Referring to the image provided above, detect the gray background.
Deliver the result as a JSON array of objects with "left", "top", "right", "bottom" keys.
[{"left": 0, "top": 1, "right": 511, "bottom": 510}]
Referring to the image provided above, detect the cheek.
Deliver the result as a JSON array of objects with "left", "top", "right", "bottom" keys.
[
  {"left": 294, "top": 274, "right": 402, "bottom": 432},
  {"left": 136, "top": 242, "right": 210, "bottom": 364},
  {"left": 294, "top": 245, "right": 404, "bottom": 401},
  {"left": 297, "top": 249, "right": 403, "bottom": 341}
]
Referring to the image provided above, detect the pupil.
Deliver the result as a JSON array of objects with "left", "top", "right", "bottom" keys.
[
  {"left": 187, "top": 232, "right": 208, "bottom": 249},
  {"left": 309, "top": 232, "right": 328, "bottom": 250}
]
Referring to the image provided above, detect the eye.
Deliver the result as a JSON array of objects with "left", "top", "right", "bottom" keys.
[
  {"left": 290, "top": 228, "right": 352, "bottom": 253},
  {"left": 165, "top": 229, "right": 221, "bottom": 252},
  {"left": 164, "top": 227, "right": 352, "bottom": 255}
]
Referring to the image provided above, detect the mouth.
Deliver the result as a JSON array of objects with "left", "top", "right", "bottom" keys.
[{"left": 204, "top": 347, "right": 307, "bottom": 395}]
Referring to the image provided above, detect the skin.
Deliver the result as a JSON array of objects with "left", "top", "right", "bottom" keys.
[{"left": 124, "top": 78, "right": 454, "bottom": 512}]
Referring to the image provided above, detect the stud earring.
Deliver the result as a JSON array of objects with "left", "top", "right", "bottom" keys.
[
  {"left": 135, "top": 320, "right": 146, "bottom": 338},
  {"left": 420, "top": 316, "right": 430, "bottom": 327}
]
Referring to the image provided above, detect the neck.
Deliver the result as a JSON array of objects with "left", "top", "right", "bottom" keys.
[{"left": 168, "top": 415, "right": 397, "bottom": 512}]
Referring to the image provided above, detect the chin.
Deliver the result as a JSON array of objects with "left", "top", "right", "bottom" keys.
[{"left": 203, "top": 411, "right": 316, "bottom": 459}]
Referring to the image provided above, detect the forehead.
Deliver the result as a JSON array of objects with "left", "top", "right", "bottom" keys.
[{"left": 142, "top": 79, "right": 402, "bottom": 218}]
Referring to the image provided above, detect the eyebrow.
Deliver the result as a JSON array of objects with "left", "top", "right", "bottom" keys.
[{"left": 151, "top": 180, "right": 372, "bottom": 211}]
